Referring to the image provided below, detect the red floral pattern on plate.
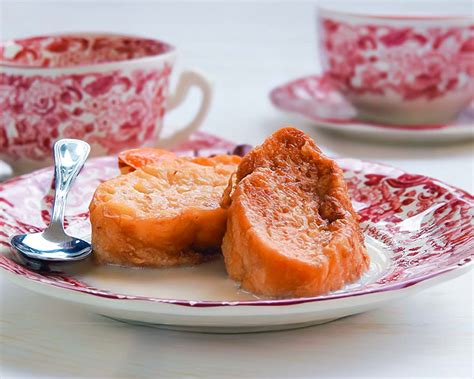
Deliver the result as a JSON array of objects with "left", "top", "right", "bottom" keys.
[
  {"left": 0, "top": 133, "right": 472, "bottom": 306},
  {"left": 320, "top": 19, "right": 474, "bottom": 100},
  {"left": 0, "top": 64, "right": 172, "bottom": 160},
  {"left": 0, "top": 35, "right": 172, "bottom": 68},
  {"left": 270, "top": 74, "right": 474, "bottom": 130}
]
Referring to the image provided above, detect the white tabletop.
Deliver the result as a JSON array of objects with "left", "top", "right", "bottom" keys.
[{"left": 1, "top": 2, "right": 473, "bottom": 378}]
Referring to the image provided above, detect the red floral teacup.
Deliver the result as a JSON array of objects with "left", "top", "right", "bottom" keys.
[
  {"left": 0, "top": 33, "right": 212, "bottom": 174},
  {"left": 317, "top": 4, "right": 474, "bottom": 126}
]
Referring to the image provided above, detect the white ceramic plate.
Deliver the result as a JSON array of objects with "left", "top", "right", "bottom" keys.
[{"left": 0, "top": 132, "right": 472, "bottom": 332}]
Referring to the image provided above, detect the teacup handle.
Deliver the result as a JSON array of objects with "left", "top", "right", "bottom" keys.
[{"left": 157, "top": 69, "right": 213, "bottom": 148}]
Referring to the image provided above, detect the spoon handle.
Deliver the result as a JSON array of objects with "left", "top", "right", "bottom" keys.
[{"left": 45, "top": 139, "right": 91, "bottom": 236}]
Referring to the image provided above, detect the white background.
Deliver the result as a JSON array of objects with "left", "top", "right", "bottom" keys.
[{"left": 1, "top": 1, "right": 473, "bottom": 378}]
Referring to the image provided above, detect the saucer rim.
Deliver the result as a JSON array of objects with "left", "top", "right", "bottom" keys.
[{"left": 269, "top": 74, "right": 474, "bottom": 133}]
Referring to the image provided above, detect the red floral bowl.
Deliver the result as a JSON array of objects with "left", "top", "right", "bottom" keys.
[
  {"left": 0, "top": 33, "right": 212, "bottom": 174},
  {"left": 317, "top": 3, "right": 474, "bottom": 126}
]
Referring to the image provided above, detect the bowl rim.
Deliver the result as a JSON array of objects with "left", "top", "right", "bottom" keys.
[
  {"left": 317, "top": 5, "right": 473, "bottom": 26},
  {"left": 0, "top": 31, "right": 177, "bottom": 72}
]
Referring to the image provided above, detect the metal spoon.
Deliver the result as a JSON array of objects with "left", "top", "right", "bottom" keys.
[{"left": 11, "top": 139, "right": 91, "bottom": 270}]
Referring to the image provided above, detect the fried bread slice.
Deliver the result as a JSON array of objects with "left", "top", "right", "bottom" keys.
[
  {"left": 90, "top": 154, "right": 241, "bottom": 267},
  {"left": 221, "top": 127, "right": 369, "bottom": 297}
]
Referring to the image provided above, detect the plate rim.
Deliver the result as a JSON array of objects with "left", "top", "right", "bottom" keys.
[
  {"left": 1, "top": 254, "right": 472, "bottom": 308},
  {"left": 0, "top": 155, "right": 472, "bottom": 308}
]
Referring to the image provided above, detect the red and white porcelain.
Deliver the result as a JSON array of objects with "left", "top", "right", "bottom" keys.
[
  {"left": 317, "top": 3, "right": 474, "bottom": 126},
  {"left": 0, "top": 133, "right": 472, "bottom": 332},
  {"left": 0, "top": 33, "right": 212, "bottom": 174},
  {"left": 270, "top": 74, "right": 474, "bottom": 142}
]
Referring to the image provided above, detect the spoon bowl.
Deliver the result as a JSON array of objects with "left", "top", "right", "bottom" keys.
[{"left": 11, "top": 232, "right": 92, "bottom": 261}]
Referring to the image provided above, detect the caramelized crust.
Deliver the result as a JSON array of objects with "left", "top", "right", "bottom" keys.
[
  {"left": 118, "top": 148, "right": 177, "bottom": 174},
  {"left": 90, "top": 155, "right": 241, "bottom": 267},
  {"left": 221, "top": 127, "right": 369, "bottom": 298}
]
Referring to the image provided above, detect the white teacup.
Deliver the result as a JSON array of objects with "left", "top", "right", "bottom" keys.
[{"left": 0, "top": 32, "right": 212, "bottom": 174}]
